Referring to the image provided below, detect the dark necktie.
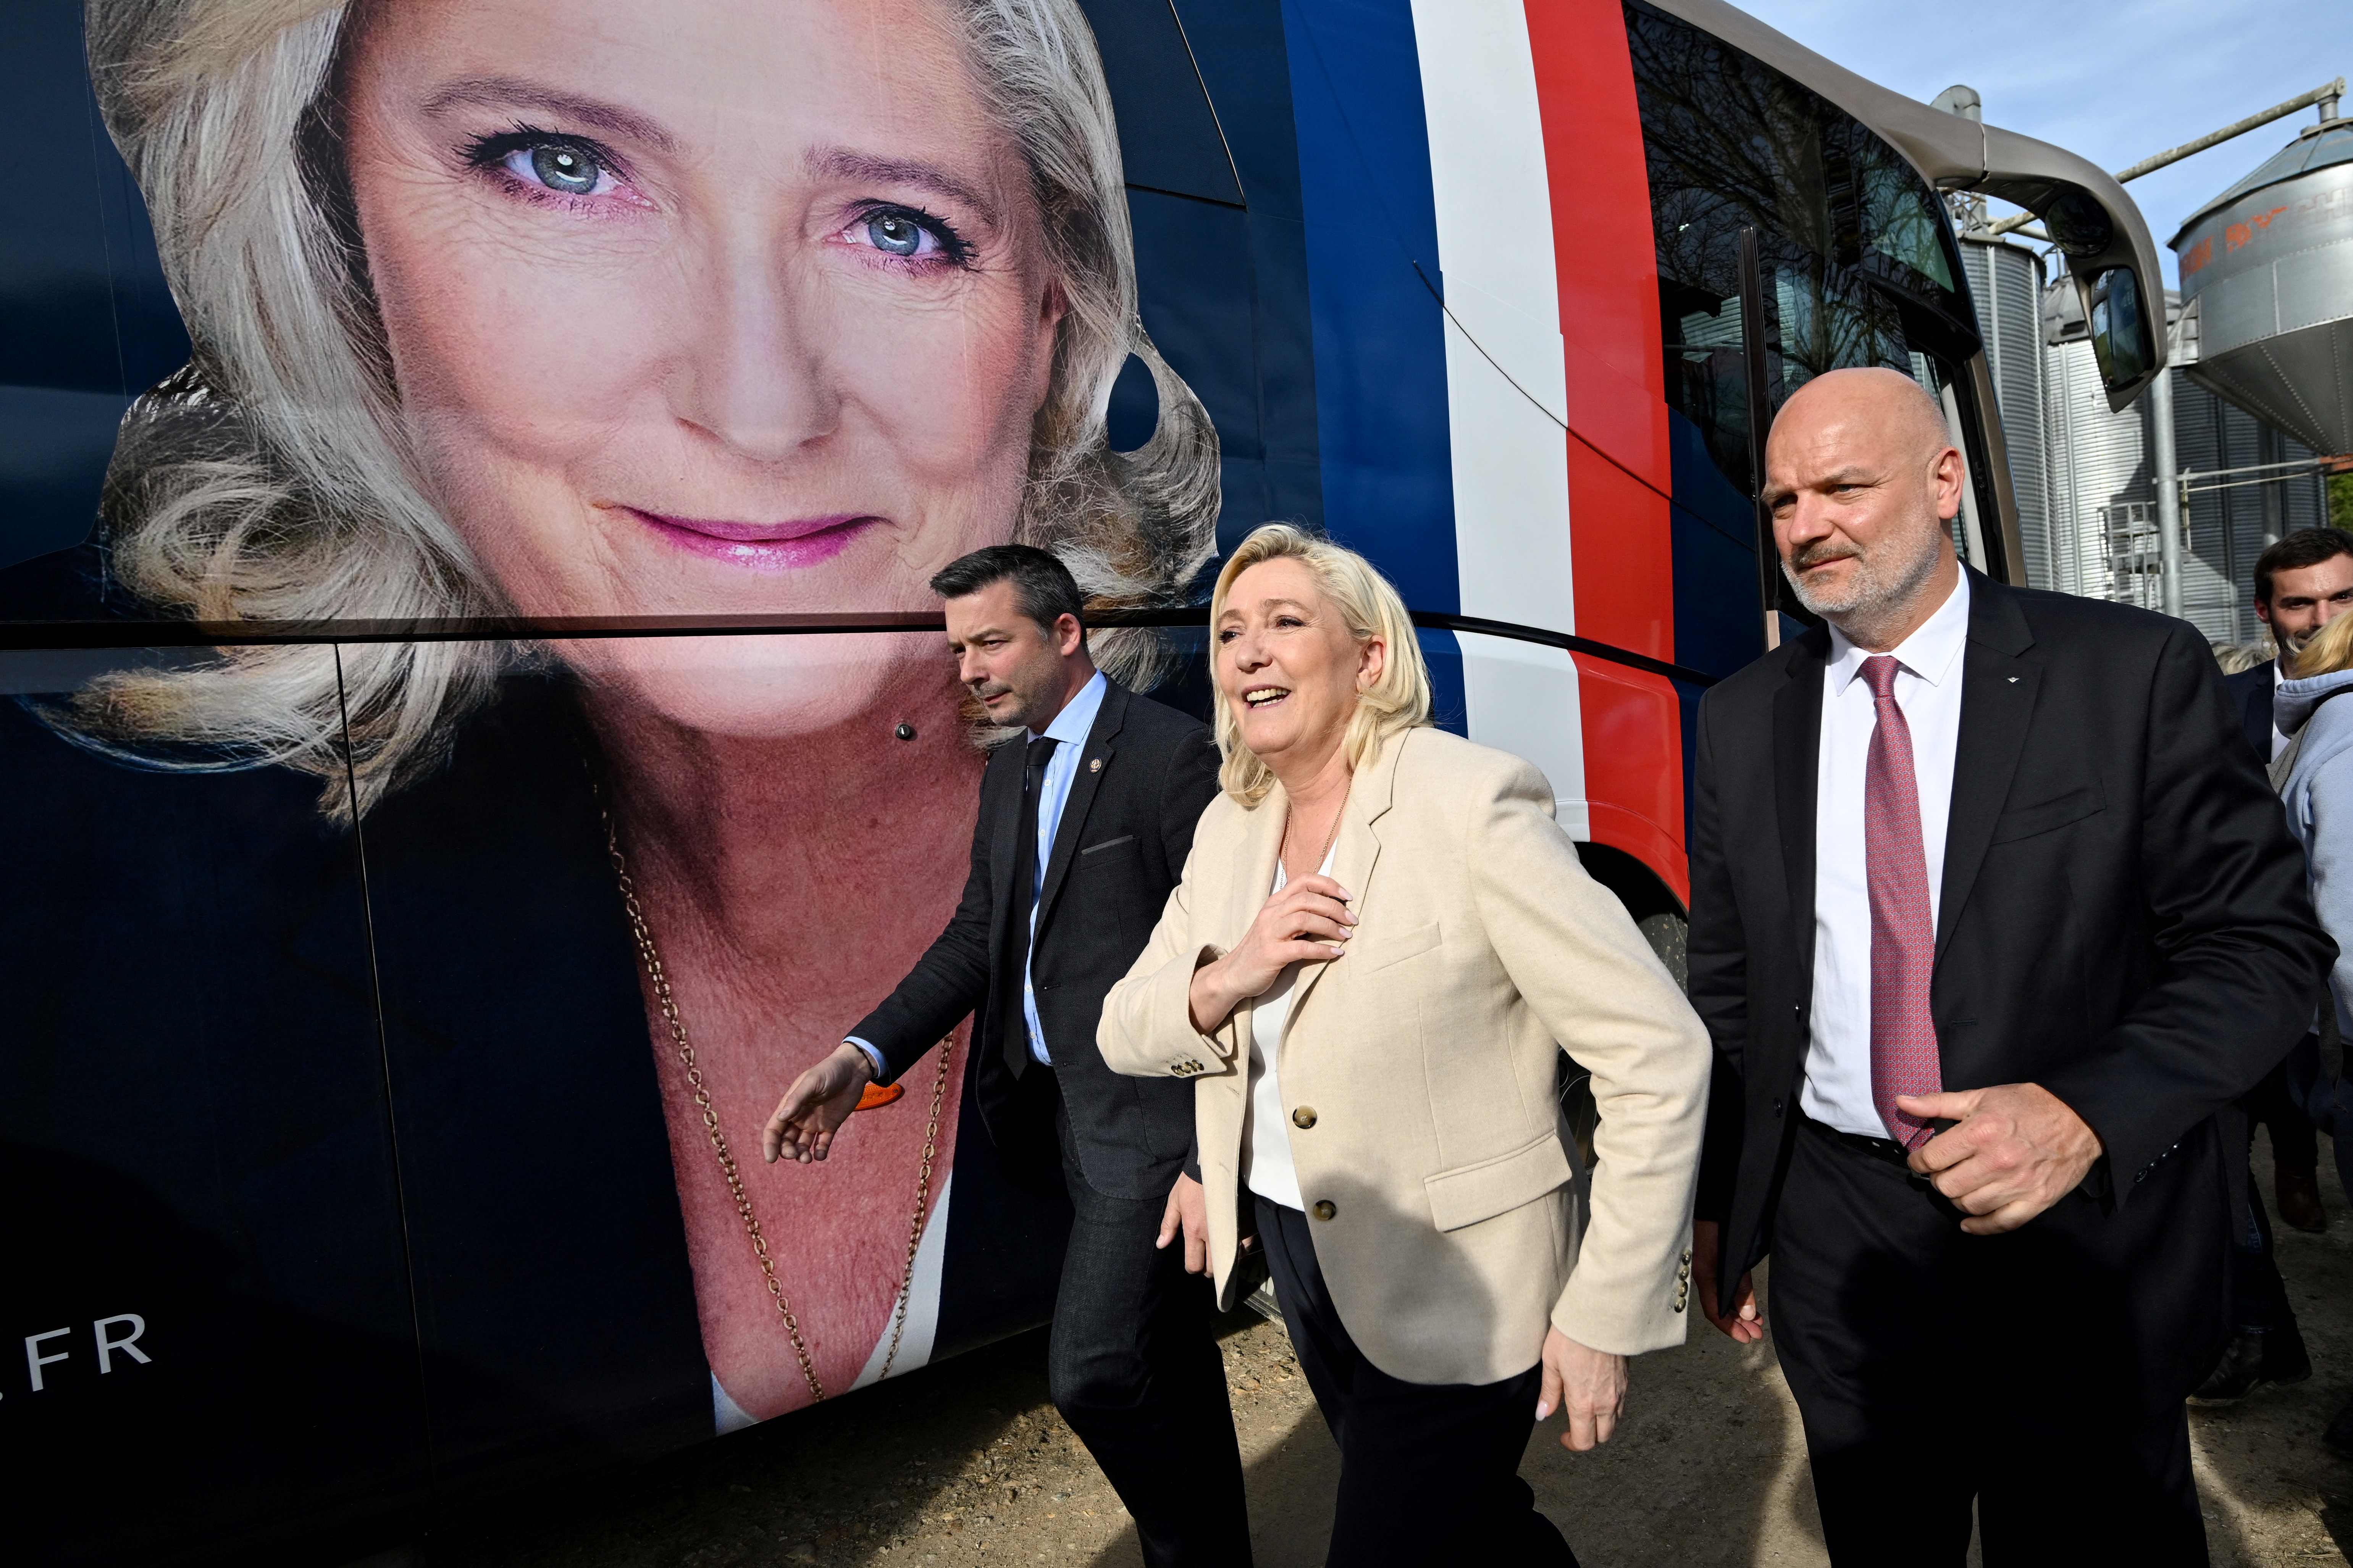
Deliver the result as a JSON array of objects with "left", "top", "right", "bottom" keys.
[
  {"left": 1002, "top": 734, "right": 1060, "bottom": 1079},
  {"left": 1861, "top": 654, "right": 1942, "bottom": 1148}
]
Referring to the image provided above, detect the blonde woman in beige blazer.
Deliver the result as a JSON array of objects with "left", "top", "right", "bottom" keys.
[{"left": 1099, "top": 525, "right": 1711, "bottom": 1567}]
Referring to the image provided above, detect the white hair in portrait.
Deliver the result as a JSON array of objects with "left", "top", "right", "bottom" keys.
[{"left": 69, "top": 0, "right": 1220, "bottom": 817}]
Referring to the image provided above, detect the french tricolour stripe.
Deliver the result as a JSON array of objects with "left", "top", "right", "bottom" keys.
[{"left": 1406, "top": 0, "right": 1588, "bottom": 835}]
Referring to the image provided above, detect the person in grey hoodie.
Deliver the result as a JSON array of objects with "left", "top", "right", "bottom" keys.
[{"left": 2271, "top": 606, "right": 2353, "bottom": 1452}]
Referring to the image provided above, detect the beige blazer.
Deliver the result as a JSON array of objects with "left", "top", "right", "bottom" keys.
[{"left": 1099, "top": 725, "right": 1710, "bottom": 1385}]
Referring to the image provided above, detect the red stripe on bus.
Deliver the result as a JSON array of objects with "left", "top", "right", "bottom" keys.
[
  {"left": 1526, "top": 0, "right": 1685, "bottom": 903},
  {"left": 1522, "top": 0, "right": 1669, "bottom": 510},
  {"left": 1573, "top": 652, "right": 1690, "bottom": 910}
]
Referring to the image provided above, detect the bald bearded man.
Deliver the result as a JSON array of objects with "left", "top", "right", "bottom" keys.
[{"left": 1685, "top": 368, "right": 2331, "bottom": 1563}]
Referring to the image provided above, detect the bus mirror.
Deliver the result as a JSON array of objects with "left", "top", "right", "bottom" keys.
[
  {"left": 1973, "top": 124, "right": 2166, "bottom": 411},
  {"left": 2040, "top": 188, "right": 2115, "bottom": 258},
  {"left": 2085, "top": 266, "right": 2153, "bottom": 393}
]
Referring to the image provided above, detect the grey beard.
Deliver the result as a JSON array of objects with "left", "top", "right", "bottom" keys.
[{"left": 1781, "top": 526, "right": 1946, "bottom": 647}]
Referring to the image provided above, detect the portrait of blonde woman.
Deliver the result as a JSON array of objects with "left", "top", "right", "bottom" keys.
[
  {"left": 1100, "top": 525, "right": 1712, "bottom": 1566},
  {"left": 0, "top": 0, "right": 1219, "bottom": 1465}
]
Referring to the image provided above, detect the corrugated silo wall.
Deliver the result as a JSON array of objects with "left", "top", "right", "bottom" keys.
[
  {"left": 1959, "top": 240, "right": 2050, "bottom": 588},
  {"left": 2043, "top": 337, "right": 2150, "bottom": 606},
  {"left": 2175, "top": 379, "right": 2333, "bottom": 645},
  {"left": 2040, "top": 339, "right": 2332, "bottom": 644}
]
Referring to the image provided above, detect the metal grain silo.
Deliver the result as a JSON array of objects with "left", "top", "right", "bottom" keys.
[
  {"left": 2171, "top": 117, "right": 2353, "bottom": 455},
  {"left": 2044, "top": 310, "right": 2157, "bottom": 607},
  {"left": 2043, "top": 278, "right": 2331, "bottom": 640},
  {"left": 1960, "top": 236, "right": 2052, "bottom": 586}
]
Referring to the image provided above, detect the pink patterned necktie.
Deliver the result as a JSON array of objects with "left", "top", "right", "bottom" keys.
[{"left": 1860, "top": 653, "right": 1942, "bottom": 1148}]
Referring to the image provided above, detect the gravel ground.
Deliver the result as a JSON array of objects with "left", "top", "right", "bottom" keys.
[{"left": 416, "top": 1141, "right": 2353, "bottom": 1568}]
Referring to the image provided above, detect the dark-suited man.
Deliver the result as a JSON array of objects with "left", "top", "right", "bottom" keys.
[
  {"left": 2219, "top": 531, "right": 2353, "bottom": 1242},
  {"left": 1688, "top": 367, "right": 2332, "bottom": 1564},
  {"left": 2195, "top": 531, "right": 2353, "bottom": 1404},
  {"left": 2227, "top": 528, "right": 2353, "bottom": 768},
  {"left": 762, "top": 545, "right": 1246, "bottom": 1566}
]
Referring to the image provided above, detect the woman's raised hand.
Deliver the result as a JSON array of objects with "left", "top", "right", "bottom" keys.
[{"left": 1188, "top": 873, "right": 1355, "bottom": 1033}]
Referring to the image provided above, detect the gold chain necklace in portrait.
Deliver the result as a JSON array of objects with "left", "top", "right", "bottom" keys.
[{"left": 598, "top": 794, "right": 951, "bottom": 1406}]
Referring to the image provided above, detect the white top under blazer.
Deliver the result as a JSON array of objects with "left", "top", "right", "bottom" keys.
[{"left": 1242, "top": 847, "right": 1336, "bottom": 1210}]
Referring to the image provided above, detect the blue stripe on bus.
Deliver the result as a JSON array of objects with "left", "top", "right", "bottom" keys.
[{"left": 1278, "top": 0, "right": 1465, "bottom": 732}]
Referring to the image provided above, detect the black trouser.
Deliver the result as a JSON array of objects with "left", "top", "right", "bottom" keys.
[
  {"left": 1255, "top": 1197, "right": 1577, "bottom": 1568},
  {"left": 2245, "top": 1044, "right": 2320, "bottom": 1175},
  {"left": 2222, "top": 1105, "right": 2297, "bottom": 1336},
  {"left": 1771, "top": 1116, "right": 2207, "bottom": 1566},
  {"left": 2230, "top": 1182, "right": 2295, "bottom": 1334},
  {"left": 1046, "top": 1085, "right": 1250, "bottom": 1568}
]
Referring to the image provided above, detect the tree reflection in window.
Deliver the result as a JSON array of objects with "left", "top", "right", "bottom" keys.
[{"left": 1628, "top": 0, "right": 1976, "bottom": 508}]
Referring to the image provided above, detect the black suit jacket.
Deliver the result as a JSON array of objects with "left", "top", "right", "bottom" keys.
[
  {"left": 1689, "top": 572, "right": 2332, "bottom": 1402},
  {"left": 2226, "top": 659, "right": 2277, "bottom": 762},
  {"left": 851, "top": 680, "right": 1221, "bottom": 1200}
]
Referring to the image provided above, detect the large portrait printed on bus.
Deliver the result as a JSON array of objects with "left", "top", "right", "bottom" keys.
[{"left": 1, "top": 0, "right": 1271, "bottom": 1548}]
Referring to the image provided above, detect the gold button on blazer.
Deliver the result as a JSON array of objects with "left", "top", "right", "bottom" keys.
[{"left": 1098, "top": 726, "right": 1712, "bottom": 1386}]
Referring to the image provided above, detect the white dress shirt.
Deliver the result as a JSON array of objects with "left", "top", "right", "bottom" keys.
[
  {"left": 1242, "top": 847, "right": 1335, "bottom": 1210},
  {"left": 849, "top": 670, "right": 1108, "bottom": 1076},
  {"left": 1801, "top": 570, "right": 1970, "bottom": 1139}
]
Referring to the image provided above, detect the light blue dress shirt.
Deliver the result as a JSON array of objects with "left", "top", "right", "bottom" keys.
[{"left": 848, "top": 671, "right": 1108, "bottom": 1077}]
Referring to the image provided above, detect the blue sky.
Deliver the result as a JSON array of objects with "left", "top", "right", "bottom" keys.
[{"left": 1735, "top": 0, "right": 2353, "bottom": 283}]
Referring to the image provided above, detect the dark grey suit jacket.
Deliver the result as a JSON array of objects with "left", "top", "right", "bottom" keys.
[
  {"left": 850, "top": 680, "right": 1221, "bottom": 1200},
  {"left": 2225, "top": 659, "right": 2276, "bottom": 763}
]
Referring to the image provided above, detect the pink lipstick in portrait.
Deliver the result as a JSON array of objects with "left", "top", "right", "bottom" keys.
[{"left": 624, "top": 507, "right": 877, "bottom": 569}]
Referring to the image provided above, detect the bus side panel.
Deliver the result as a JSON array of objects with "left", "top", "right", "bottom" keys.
[
  {"left": 1523, "top": 0, "right": 1670, "bottom": 509},
  {"left": 1572, "top": 652, "right": 1690, "bottom": 910},
  {"left": 1526, "top": 0, "right": 1686, "bottom": 903},
  {"left": 1567, "top": 436, "right": 1686, "bottom": 899}
]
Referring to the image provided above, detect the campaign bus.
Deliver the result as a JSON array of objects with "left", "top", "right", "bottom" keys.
[{"left": 0, "top": 0, "right": 2159, "bottom": 1559}]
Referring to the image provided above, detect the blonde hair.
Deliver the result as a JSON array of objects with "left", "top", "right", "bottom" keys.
[
  {"left": 71, "top": 0, "right": 1218, "bottom": 818},
  {"left": 2295, "top": 616, "right": 2353, "bottom": 680},
  {"left": 1208, "top": 524, "right": 1431, "bottom": 805},
  {"left": 2212, "top": 640, "right": 2274, "bottom": 676}
]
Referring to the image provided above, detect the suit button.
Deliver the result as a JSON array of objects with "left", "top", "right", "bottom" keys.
[
  {"left": 1292, "top": 1107, "right": 1318, "bottom": 1129},
  {"left": 1311, "top": 1200, "right": 1336, "bottom": 1221},
  {"left": 1681, "top": 1247, "right": 1693, "bottom": 1264},
  {"left": 1773, "top": 1099, "right": 1785, "bottom": 1118}
]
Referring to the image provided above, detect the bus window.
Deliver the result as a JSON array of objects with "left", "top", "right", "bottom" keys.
[
  {"left": 1626, "top": 0, "right": 2001, "bottom": 637},
  {"left": 1770, "top": 256, "right": 1908, "bottom": 394},
  {"left": 1846, "top": 124, "right": 1959, "bottom": 303}
]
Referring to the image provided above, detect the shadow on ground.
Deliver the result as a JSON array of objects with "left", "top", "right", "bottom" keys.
[
  {"left": 417, "top": 1141, "right": 2353, "bottom": 1568},
  {"left": 1067, "top": 1271, "right": 1817, "bottom": 1568},
  {"left": 420, "top": 1327, "right": 1063, "bottom": 1566},
  {"left": 2184, "top": 1140, "right": 2353, "bottom": 1566}
]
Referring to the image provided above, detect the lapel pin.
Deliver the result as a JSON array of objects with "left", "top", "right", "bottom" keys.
[
  {"left": 2006, "top": 676, "right": 2019, "bottom": 684},
  {"left": 1089, "top": 757, "right": 1102, "bottom": 772}
]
